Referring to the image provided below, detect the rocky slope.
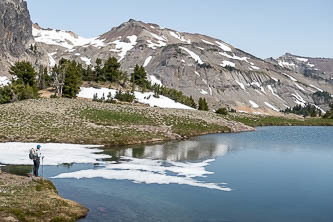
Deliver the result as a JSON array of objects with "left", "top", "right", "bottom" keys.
[
  {"left": 0, "top": 1, "right": 332, "bottom": 114},
  {"left": 32, "top": 19, "right": 333, "bottom": 114},
  {"left": 0, "top": 0, "right": 48, "bottom": 81}
]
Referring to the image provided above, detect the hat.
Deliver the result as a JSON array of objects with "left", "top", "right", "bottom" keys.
[{"left": 37, "top": 145, "right": 41, "bottom": 149}]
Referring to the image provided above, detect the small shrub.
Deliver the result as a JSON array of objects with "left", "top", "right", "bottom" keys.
[{"left": 216, "top": 107, "right": 228, "bottom": 115}]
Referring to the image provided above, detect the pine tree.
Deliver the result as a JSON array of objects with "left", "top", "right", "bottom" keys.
[
  {"left": 198, "top": 97, "right": 209, "bottom": 111},
  {"left": 131, "top": 65, "right": 148, "bottom": 88}
]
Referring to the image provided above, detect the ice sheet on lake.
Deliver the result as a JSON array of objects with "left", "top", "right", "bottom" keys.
[
  {"left": 52, "top": 157, "right": 231, "bottom": 192},
  {"left": 0, "top": 143, "right": 107, "bottom": 166}
]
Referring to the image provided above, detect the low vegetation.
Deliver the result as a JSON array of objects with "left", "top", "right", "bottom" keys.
[
  {"left": 0, "top": 98, "right": 251, "bottom": 146},
  {"left": 227, "top": 112, "right": 333, "bottom": 127},
  {"left": 0, "top": 172, "right": 87, "bottom": 221}
]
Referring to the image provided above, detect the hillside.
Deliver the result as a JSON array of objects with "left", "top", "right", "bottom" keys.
[{"left": 0, "top": 98, "right": 253, "bottom": 145}]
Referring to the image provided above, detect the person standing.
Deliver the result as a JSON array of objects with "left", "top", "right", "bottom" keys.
[{"left": 30, "top": 145, "right": 43, "bottom": 177}]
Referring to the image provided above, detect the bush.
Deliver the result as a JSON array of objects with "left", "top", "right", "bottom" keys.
[
  {"left": 216, "top": 107, "right": 228, "bottom": 115},
  {"left": 115, "top": 90, "right": 135, "bottom": 103},
  {"left": 0, "top": 86, "right": 13, "bottom": 104}
]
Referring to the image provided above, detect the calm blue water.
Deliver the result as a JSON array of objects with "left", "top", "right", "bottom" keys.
[{"left": 37, "top": 127, "right": 333, "bottom": 221}]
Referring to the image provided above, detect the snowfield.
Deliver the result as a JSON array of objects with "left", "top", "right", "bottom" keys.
[
  {"left": 80, "top": 57, "right": 91, "bottom": 65},
  {"left": 179, "top": 47, "right": 203, "bottom": 64},
  {"left": 33, "top": 27, "right": 106, "bottom": 49},
  {"left": 249, "top": 100, "right": 259, "bottom": 108},
  {"left": 264, "top": 102, "right": 280, "bottom": 112},
  {"left": 220, "top": 61, "right": 235, "bottom": 68},
  {"left": 169, "top": 31, "right": 191, "bottom": 44},
  {"left": 0, "top": 143, "right": 106, "bottom": 165},
  {"left": 215, "top": 41, "right": 232, "bottom": 52},
  {"left": 78, "top": 87, "right": 193, "bottom": 110},
  {"left": 143, "top": 56, "right": 153, "bottom": 67},
  {"left": 0, "top": 76, "right": 11, "bottom": 87},
  {"left": 110, "top": 35, "right": 137, "bottom": 61}
]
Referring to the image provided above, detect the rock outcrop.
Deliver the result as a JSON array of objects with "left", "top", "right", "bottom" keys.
[{"left": 0, "top": 0, "right": 48, "bottom": 77}]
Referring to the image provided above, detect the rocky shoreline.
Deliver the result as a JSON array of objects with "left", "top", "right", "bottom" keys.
[{"left": 0, "top": 172, "right": 88, "bottom": 221}]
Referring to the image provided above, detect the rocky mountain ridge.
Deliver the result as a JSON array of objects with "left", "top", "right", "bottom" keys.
[
  {"left": 0, "top": 1, "right": 332, "bottom": 113},
  {"left": 32, "top": 19, "right": 333, "bottom": 113}
]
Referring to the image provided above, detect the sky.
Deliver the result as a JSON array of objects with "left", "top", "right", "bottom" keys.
[{"left": 26, "top": 0, "right": 333, "bottom": 59}]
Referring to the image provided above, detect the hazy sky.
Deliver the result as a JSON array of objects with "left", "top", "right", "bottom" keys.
[{"left": 26, "top": 0, "right": 332, "bottom": 59}]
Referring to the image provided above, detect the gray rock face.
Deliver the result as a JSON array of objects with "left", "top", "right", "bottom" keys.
[
  {"left": 0, "top": 0, "right": 32, "bottom": 57},
  {"left": 0, "top": 0, "right": 48, "bottom": 76}
]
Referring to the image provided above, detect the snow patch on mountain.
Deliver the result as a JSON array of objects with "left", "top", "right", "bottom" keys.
[
  {"left": 33, "top": 27, "right": 106, "bottom": 49},
  {"left": 80, "top": 57, "right": 91, "bottom": 65},
  {"left": 169, "top": 31, "right": 191, "bottom": 44},
  {"left": 149, "top": 75, "right": 162, "bottom": 86},
  {"left": 249, "top": 100, "right": 259, "bottom": 108},
  {"left": 143, "top": 56, "right": 153, "bottom": 67},
  {"left": 48, "top": 52, "right": 57, "bottom": 67},
  {"left": 78, "top": 87, "right": 193, "bottom": 110},
  {"left": 220, "top": 61, "right": 235, "bottom": 68},
  {"left": 215, "top": 41, "right": 232, "bottom": 52},
  {"left": 110, "top": 35, "right": 137, "bottom": 61},
  {"left": 201, "top": 39, "right": 215, "bottom": 45},
  {"left": 0, "top": 76, "right": 11, "bottom": 87},
  {"left": 264, "top": 102, "right": 279, "bottom": 112},
  {"left": 179, "top": 47, "right": 203, "bottom": 64},
  {"left": 309, "top": 84, "right": 323, "bottom": 92}
]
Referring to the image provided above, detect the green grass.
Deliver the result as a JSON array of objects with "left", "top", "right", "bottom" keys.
[
  {"left": 165, "top": 116, "right": 230, "bottom": 136},
  {"left": 81, "top": 108, "right": 156, "bottom": 126},
  {"left": 228, "top": 114, "right": 333, "bottom": 127}
]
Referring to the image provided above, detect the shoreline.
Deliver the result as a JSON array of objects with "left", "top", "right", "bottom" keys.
[{"left": 0, "top": 172, "right": 88, "bottom": 221}]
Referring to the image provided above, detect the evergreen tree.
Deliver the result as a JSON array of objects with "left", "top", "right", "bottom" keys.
[
  {"left": 95, "top": 58, "right": 104, "bottom": 82},
  {"left": 9, "top": 61, "right": 39, "bottom": 100},
  {"left": 60, "top": 59, "right": 83, "bottom": 98},
  {"left": 198, "top": 97, "right": 209, "bottom": 111},
  {"left": 9, "top": 61, "right": 37, "bottom": 87},
  {"left": 103, "top": 57, "right": 122, "bottom": 82},
  {"left": 131, "top": 64, "right": 149, "bottom": 88}
]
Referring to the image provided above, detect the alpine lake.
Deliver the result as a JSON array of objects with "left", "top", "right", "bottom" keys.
[{"left": 1, "top": 126, "right": 333, "bottom": 222}]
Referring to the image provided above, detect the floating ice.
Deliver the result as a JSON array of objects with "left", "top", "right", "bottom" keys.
[{"left": 52, "top": 157, "right": 231, "bottom": 192}]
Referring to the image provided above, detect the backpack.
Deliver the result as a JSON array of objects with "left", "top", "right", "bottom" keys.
[{"left": 29, "top": 148, "right": 34, "bottom": 160}]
